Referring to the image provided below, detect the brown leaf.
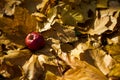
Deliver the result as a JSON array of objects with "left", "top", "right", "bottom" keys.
[
  {"left": 90, "top": 49, "right": 114, "bottom": 75},
  {"left": 0, "top": 7, "right": 37, "bottom": 46},
  {"left": 0, "top": 61, "right": 21, "bottom": 79},
  {"left": 97, "top": 0, "right": 108, "bottom": 8},
  {"left": 0, "top": 49, "right": 32, "bottom": 66},
  {"left": 71, "top": 41, "right": 89, "bottom": 59},
  {"left": 38, "top": 7, "right": 57, "bottom": 32},
  {"left": 109, "top": 63, "right": 120, "bottom": 77},
  {"left": 88, "top": 8, "right": 119, "bottom": 35},
  {"left": 59, "top": 54, "right": 108, "bottom": 80},
  {"left": 21, "top": 55, "right": 43, "bottom": 80},
  {"left": 0, "top": 0, "right": 5, "bottom": 17},
  {"left": 45, "top": 71, "right": 60, "bottom": 80},
  {"left": 62, "top": 63, "right": 107, "bottom": 80},
  {"left": 36, "top": 0, "right": 49, "bottom": 12},
  {"left": 4, "top": 0, "right": 22, "bottom": 16},
  {"left": 54, "top": 23, "right": 78, "bottom": 43},
  {"left": 20, "top": 0, "right": 41, "bottom": 13}
]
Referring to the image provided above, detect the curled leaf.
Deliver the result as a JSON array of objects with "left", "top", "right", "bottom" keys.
[
  {"left": 21, "top": 55, "right": 43, "bottom": 80},
  {"left": 1, "top": 49, "right": 32, "bottom": 66},
  {"left": 88, "top": 8, "right": 119, "bottom": 35},
  {"left": 4, "top": 0, "right": 22, "bottom": 16},
  {"left": 109, "top": 64, "right": 120, "bottom": 77},
  {"left": 60, "top": 54, "right": 108, "bottom": 80},
  {"left": 97, "top": 0, "right": 108, "bottom": 8},
  {"left": 90, "top": 49, "right": 114, "bottom": 75}
]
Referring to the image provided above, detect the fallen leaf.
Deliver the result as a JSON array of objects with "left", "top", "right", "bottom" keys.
[
  {"left": 0, "top": 6, "right": 37, "bottom": 46},
  {"left": 39, "top": 7, "right": 57, "bottom": 32},
  {"left": 36, "top": 0, "right": 49, "bottom": 12},
  {"left": 45, "top": 71, "right": 60, "bottom": 80},
  {"left": 109, "top": 63, "right": 120, "bottom": 77},
  {"left": 88, "top": 8, "right": 119, "bottom": 35},
  {"left": 4, "top": 0, "right": 22, "bottom": 16},
  {"left": 70, "top": 41, "right": 89, "bottom": 59},
  {"left": 59, "top": 55, "right": 108, "bottom": 80},
  {"left": 105, "top": 43, "right": 120, "bottom": 55},
  {"left": 60, "top": 0, "right": 96, "bottom": 25},
  {"left": 55, "top": 24, "right": 78, "bottom": 43},
  {"left": 20, "top": 0, "right": 41, "bottom": 13},
  {"left": 0, "top": 49, "right": 32, "bottom": 66},
  {"left": 97, "top": 0, "right": 108, "bottom": 8},
  {"left": 90, "top": 49, "right": 114, "bottom": 75},
  {"left": 0, "top": 61, "right": 21, "bottom": 79},
  {"left": 0, "top": 49, "right": 31, "bottom": 79},
  {"left": 21, "top": 55, "right": 43, "bottom": 80}
]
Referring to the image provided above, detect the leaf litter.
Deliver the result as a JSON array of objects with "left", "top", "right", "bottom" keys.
[{"left": 0, "top": 0, "right": 120, "bottom": 80}]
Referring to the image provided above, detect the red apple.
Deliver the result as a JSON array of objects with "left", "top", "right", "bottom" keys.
[{"left": 25, "top": 32, "right": 45, "bottom": 50}]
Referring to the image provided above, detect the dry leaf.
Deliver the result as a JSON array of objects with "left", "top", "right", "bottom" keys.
[
  {"left": 55, "top": 24, "right": 78, "bottom": 43},
  {"left": 36, "top": 0, "right": 48, "bottom": 12},
  {"left": 20, "top": 0, "right": 41, "bottom": 13},
  {"left": 21, "top": 55, "right": 43, "bottom": 80},
  {"left": 0, "top": 49, "right": 32, "bottom": 66},
  {"left": 0, "top": 49, "right": 31, "bottom": 79},
  {"left": 97, "top": 0, "right": 108, "bottom": 8},
  {"left": 58, "top": 53, "right": 108, "bottom": 80},
  {"left": 60, "top": 1, "right": 96, "bottom": 25},
  {"left": 70, "top": 41, "right": 89, "bottom": 59},
  {"left": 109, "top": 63, "right": 120, "bottom": 77},
  {"left": 39, "top": 7, "right": 57, "bottom": 32},
  {"left": 45, "top": 71, "right": 60, "bottom": 80},
  {"left": 0, "top": 0, "right": 120, "bottom": 80},
  {"left": 88, "top": 8, "right": 119, "bottom": 35},
  {"left": 62, "top": 63, "right": 107, "bottom": 80},
  {"left": 90, "top": 49, "right": 114, "bottom": 75},
  {"left": 4, "top": 0, "right": 22, "bottom": 16},
  {"left": 0, "top": 61, "right": 21, "bottom": 79},
  {"left": 0, "top": 7, "right": 37, "bottom": 46}
]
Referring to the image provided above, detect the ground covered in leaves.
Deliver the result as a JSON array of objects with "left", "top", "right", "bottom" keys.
[{"left": 0, "top": 0, "right": 120, "bottom": 80}]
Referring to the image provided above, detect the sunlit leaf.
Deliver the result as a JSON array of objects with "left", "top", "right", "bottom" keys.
[
  {"left": 36, "top": 0, "right": 49, "bottom": 12},
  {"left": 21, "top": 55, "right": 43, "bottom": 80},
  {"left": 0, "top": 0, "right": 120, "bottom": 80},
  {"left": 0, "top": 49, "right": 31, "bottom": 79},
  {"left": 0, "top": 49, "right": 32, "bottom": 66},
  {"left": 45, "top": 71, "right": 60, "bottom": 80},
  {"left": 88, "top": 8, "right": 119, "bottom": 35},
  {"left": 105, "top": 44, "right": 120, "bottom": 55},
  {"left": 39, "top": 7, "right": 57, "bottom": 32},
  {"left": 55, "top": 24, "right": 78, "bottom": 43},
  {"left": 97, "top": 0, "right": 108, "bottom": 8},
  {"left": 71, "top": 41, "right": 89, "bottom": 59},
  {"left": 4, "top": 0, "right": 22, "bottom": 16},
  {"left": 0, "top": 7, "right": 37, "bottom": 46},
  {"left": 61, "top": 58, "right": 108, "bottom": 80},
  {"left": 109, "top": 64, "right": 120, "bottom": 77},
  {"left": 61, "top": 0, "right": 96, "bottom": 25},
  {"left": 90, "top": 49, "right": 114, "bottom": 75}
]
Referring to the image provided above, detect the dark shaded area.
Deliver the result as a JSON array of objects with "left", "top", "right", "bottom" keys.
[
  {"left": 80, "top": 50, "right": 95, "bottom": 66},
  {"left": 20, "top": 0, "right": 42, "bottom": 13},
  {"left": 0, "top": 75, "right": 7, "bottom": 80}
]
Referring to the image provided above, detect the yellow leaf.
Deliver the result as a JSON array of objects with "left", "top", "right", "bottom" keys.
[{"left": 97, "top": 0, "right": 108, "bottom": 8}]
